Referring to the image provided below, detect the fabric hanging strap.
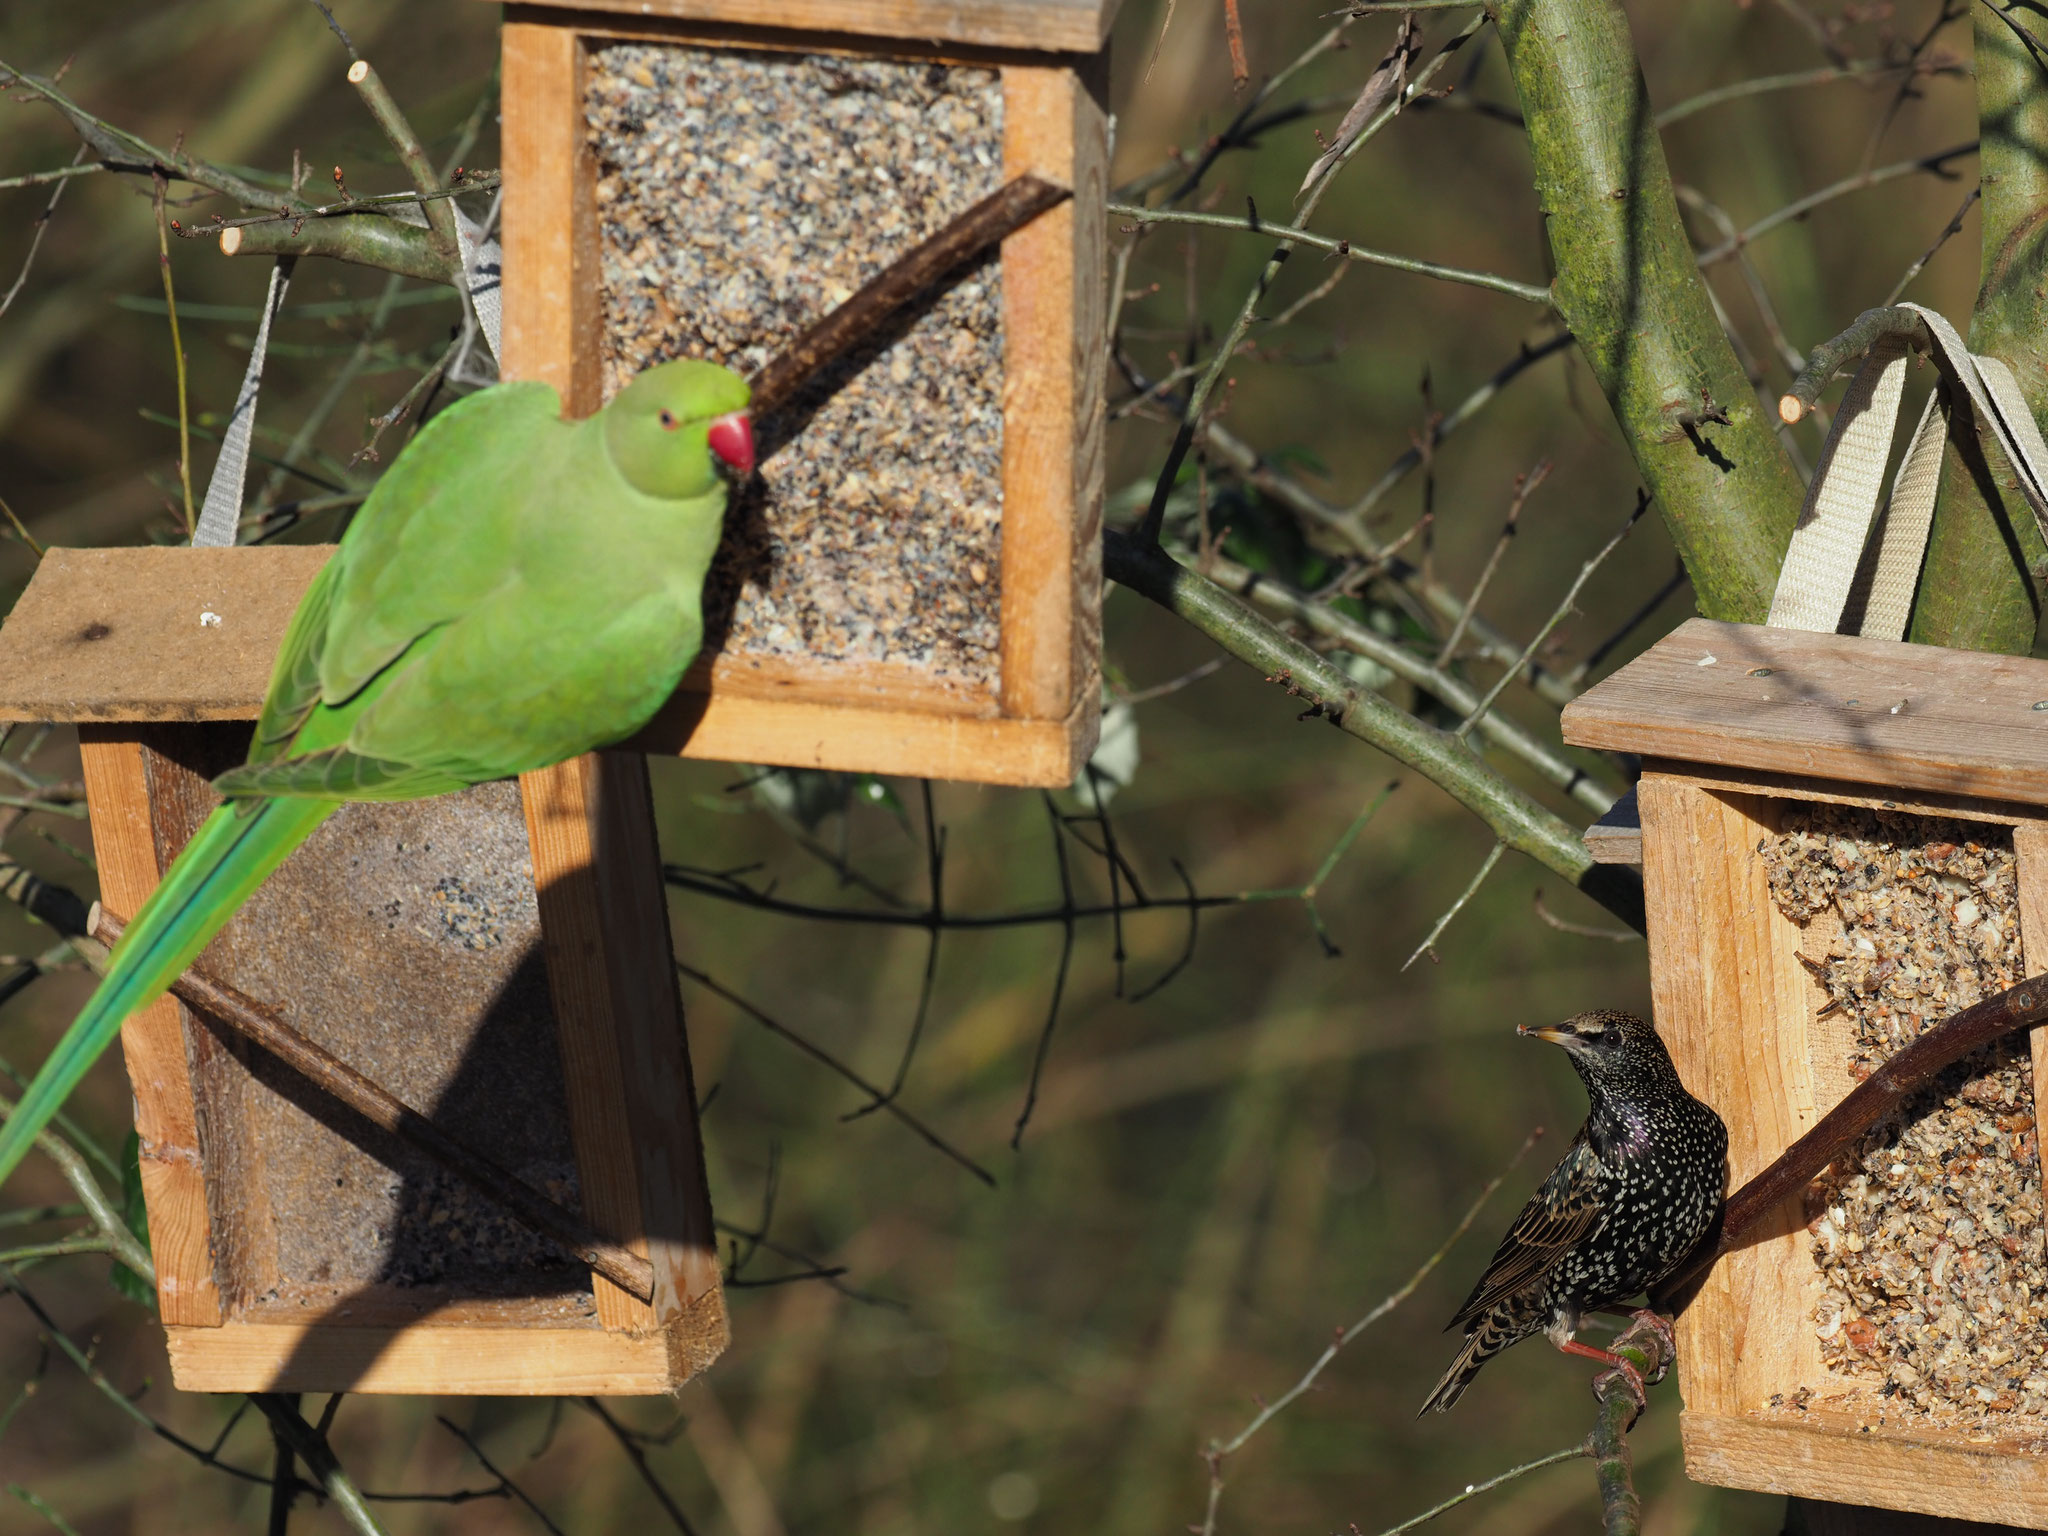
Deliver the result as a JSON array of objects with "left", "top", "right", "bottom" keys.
[
  {"left": 191, "top": 256, "right": 294, "bottom": 549},
  {"left": 1765, "top": 301, "right": 2048, "bottom": 641},
  {"left": 1764, "top": 331, "right": 1911, "bottom": 634}
]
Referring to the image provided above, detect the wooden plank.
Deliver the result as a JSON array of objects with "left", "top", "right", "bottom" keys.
[
  {"left": 1562, "top": 619, "right": 2048, "bottom": 809},
  {"left": 0, "top": 546, "right": 331, "bottom": 723},
  {"left": 76, "top": 729, "right": 222, "bottom": 1328},
  {"left": 520, "top": 755, "right": 658, "bottom": 1332},
  {"left": 496, "top": 0, "right": 1120, "bottom": 52},
  {"left": 1636, "top": 759, "right": 2048, "bottom": 829},
  {"left": 502, "top": 23, "right": 602, "bottom": 416},
  {"left": 692, "top": 652, "right": 1000, "bottom": 720},
  {"left": 1583, "top": 784, "right": 1641, "bottom": 865},
  {"left": 580, "top": 751, "right": 725, "bottom": 1350},
  {"left": 1682, "top": 1411, "right": 2048, "bottom": 1527},
  {"left": 165, "top": 1319, "right": 680, "bottom": 1395},
  {"left": 2010, "top": 822, "right": 2048, "bottom": 1272},
  {"left": 1639, "top": 777, "right": 1829, "bottom": 1420},
  {"left": 632, "top": 686, "right": 1089, "bottom": 786},
  {"left": 997, "top": 63, "right": 1104, "bottom": 734}
]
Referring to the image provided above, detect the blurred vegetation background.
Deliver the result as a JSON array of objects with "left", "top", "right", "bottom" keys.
[{"left": 0, "top": 0, "right": 1992, "bottom": 1530}]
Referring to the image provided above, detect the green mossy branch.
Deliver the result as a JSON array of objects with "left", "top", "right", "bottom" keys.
[
  {"left": 1909, "top": 5, "right": 2048, "bottom": 656},
  {"left": 1104, "top": 530, "right": 1648, "bottom": 930},
  {"left": 1493, "top": 0, "right": 1805, "bottom": 624}
]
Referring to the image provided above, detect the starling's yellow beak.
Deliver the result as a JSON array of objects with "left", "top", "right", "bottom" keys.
[{"left": 1518, "top": 1023, "right": 1570, "bottom": 1045}]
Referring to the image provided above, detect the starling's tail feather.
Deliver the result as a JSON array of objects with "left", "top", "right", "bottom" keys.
[
  {"left": 0, "top": 794, "right": 338, "bottom": 1189},
  {"left": 1419, "top": 1332, "right": 1488, "bottom": 1415}
]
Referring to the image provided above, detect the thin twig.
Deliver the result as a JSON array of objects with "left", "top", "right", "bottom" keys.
[
  {"left": 1195, "top": 546, "right": 1615, "bottom": 811},
  {"left": 1694, "top": 143, "right": 1978, "bottom": 268},
  {"left": 1361, "top": 1446, "right": 1588, "bottom": 1536},
  {"left": 676, "top": 962, "right": 995, "bottom": 1186},
  {"left": 1436, "top": 461, "right": 1550, "bottom": 666},
  {"left": 1453, "top": 491, "right": 1649, "bottom": 741},
  {"left": 1196, "top": 1126, "right": 1543, "bottom": 1535},
  {"left": 579, "top": 1401, "right": 700, "bottom": 1536},
  {"left": 151, "top": 172, "right": 194, "bottom": 536},
  {"left": 1401, "top": 841, "right": 1504, "bottom": 970},
  {"left": 434, "top": 1418, "right": 567, "bottom": 1536},
  {"left": 1110, "top": 203, "right": 1555, "bottom": 307},
  {"left": 1532, "top": 890, "right": 1642, "bottom": 942},
  {"left": 1133, "top": 14, "right": 1492, "bottom": 547},
  {"left": 1881, "top": 182, "right": 1981, "bottom": 306},
  {"left": 0, "top": 144, "right": 86, "bottom": 323},
  {"left": 1653, "top": 59, "right": 1955, "bottom": 129}
]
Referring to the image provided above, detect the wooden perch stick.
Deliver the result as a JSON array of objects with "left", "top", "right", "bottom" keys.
[
  {"left": 90, "top": 908, "right": 658, "bottom": 1305},
  {"left": 1656, "top": 970, "right": 2048, "bottom": 1303},
  {"left": 747, "top": 173, "right": 1070, "bottom": 415}
]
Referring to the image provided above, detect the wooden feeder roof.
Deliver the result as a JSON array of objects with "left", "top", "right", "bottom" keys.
[
  {"left": 498, "top": 0, "right": 1125, "bottom": 52},
  {"left": 1562, "top": 618, "right": 2048, "bottom": 808},
  {"left": 0, "top": 546, "right": 329, "bottom": 723}
]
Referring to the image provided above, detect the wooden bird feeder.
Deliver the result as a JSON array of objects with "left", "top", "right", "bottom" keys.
[
  {"left": 1563, "top": 618, "right": 2048, "bottom": 1525},
  {"left": 0, "top": 545, "right": 724, "bottom": 1395},
  {"left": 492, "top": 0, "right": 1119, "bottom": 788}
]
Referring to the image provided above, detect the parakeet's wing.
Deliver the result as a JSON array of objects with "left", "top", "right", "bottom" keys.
[
  {"left": 247, "top": 553, "right": 339, "bottom": 765},
  {"left": 1445, "top": 1135, "right": 1605, "bottom": 1331},
  {"left": 314, "top": 379, "right": 564, "bottom": 708}
]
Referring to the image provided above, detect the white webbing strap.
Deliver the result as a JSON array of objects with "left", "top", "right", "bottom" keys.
[
  {"left": 191, "top": 256, "right": 294, "bottom": 548},
  {"left": 1766, "top": 303, "right": 2048, "bottom": 641},
  {"left": 1766, "top": 332, "right": 1910, "bottom": 633}
]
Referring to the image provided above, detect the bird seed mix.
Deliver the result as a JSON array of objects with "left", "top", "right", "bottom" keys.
[
  {"left": 1763, "top": 805, "right": 2047, "bottom": 1425},
  {"left": 587, "top": 45, "right": 1007, "bottom": 690}
]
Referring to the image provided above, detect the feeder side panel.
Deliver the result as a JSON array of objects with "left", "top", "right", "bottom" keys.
[
  {"left": 496, "top": 0, "right": 1120, "bottom": 53},
  {"left": 997, "top": 61, "right": 1104, "bottom": 725},
  {"left": 522, "top": 752, "right": 725, "bottom": 1360},
  {"left": 2013, "top": 822, "right": 2048, "bottom": 1235},
  {"left": 165, "top": 1316, "right": 687, "bottom": 1396},
  {"left": 135, "top": 728, "right": 593, "bottom": 1311},
  {"left": 1639, "top": 776, "right": 1827, "bottom": 1420},
  {"left": 504, "top": 22, "right": 603, "bottom": 414},
  {"left": 139, "top": 727, "right": 286, "bottom": 1315},
  {"left": 1680, "top": 1413, "right": 2048, "bottom": 1522},
  {"left": 77, "top": 727, "right": 223, "bottom": 1327}
]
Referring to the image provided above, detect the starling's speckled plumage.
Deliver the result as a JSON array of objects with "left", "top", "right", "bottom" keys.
[{"left": 1420, "top": 1010, "right": 1727, "bottom": 1414}]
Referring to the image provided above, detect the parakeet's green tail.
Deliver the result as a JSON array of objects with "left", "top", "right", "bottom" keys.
[{"left": 0, "top": 793, "right": 338, "bottom": 1189}]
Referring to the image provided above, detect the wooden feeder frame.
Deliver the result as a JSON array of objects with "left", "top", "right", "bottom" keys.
[
  {"left": 494, "top": 0, "right": 1116, "bottom": 789},
  {"left": 1564, "top": 618, "right": 2048, "bottom": 1526},
  {"left": 0, "top": 546, "right": 724, "bottom": 1395}
]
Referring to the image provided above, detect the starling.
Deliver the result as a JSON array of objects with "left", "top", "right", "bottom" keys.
[{"left": 1420, "top": 1010, "right": 1727, "bottom": 1414}]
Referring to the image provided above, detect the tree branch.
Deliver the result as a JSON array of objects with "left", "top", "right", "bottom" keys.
[
  {"left": 1911, "top": 5, "right": 2048, "bottom": 654},
  {"left": 1104, "top": 530, "right": 1646, "bottom": 929},
  {"left": 1494, "top": 0, "right": 1804, "bottom": 623}
]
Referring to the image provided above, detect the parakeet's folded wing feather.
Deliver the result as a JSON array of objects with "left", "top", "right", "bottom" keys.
[
  {"left": 248, "top": 554, "right": 339, "bottom": 765},
  {"left": 314, "top": 381, "right": 561, "bottom": 708},
  {"left": 1445, "top": 1136, "right": 1605, "bottom": 1330}
]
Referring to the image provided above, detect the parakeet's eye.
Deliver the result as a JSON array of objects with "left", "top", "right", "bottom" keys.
[{"left": 658, "top": 409, "right": 679, "bottom": 431}]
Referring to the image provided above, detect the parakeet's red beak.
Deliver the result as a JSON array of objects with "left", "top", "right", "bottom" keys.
[{"left": 707, "top": 411, "right": 755, "bottom": 479}]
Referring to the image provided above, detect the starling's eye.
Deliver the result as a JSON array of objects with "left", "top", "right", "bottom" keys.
[{"left": 658, "top": 409, "right": 679, "bottom": 431}]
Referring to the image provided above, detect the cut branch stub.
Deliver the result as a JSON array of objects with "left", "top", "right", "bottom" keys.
[
  {"left": 747, "top": 173, "right": 1069, "bottom": 415},
  {"left": 1656, "top": 969, "right": 2048, "bottom": 1304}
]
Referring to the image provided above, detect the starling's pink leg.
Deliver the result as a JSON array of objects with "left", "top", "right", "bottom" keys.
[{"left": 1558, "top": 1338, "right": 1648, "bottom": 1411}]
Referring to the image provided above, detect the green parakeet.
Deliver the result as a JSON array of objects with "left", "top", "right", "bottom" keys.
[{"left": 0, "top": 357, "right": 754, "bottom": 1190}]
